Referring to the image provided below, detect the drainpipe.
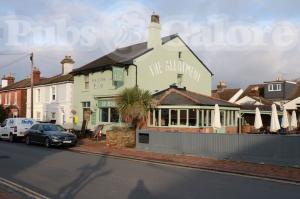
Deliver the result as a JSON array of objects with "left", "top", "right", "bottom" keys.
[{"left": 131, "top": 63, "right": 138, "bottom": 88}]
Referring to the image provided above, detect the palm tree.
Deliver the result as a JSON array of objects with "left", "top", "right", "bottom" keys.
[{"left": 117, "top": 87, "right": 156, "bottom": 129}]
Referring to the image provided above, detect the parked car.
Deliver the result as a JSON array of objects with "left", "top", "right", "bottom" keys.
[
  {"left": 0, "top": 118, "right": 36, "bottom": 142},
  {"left": 25, "top": 123, "right": 77, "bottom": 147}
]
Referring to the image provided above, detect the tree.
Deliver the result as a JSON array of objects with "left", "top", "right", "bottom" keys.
[
  {"left": 0, "top": 105, "right": 7, "bottom": 123},
  {"left": 117, "top": 87, "right": 156, "bottom": 129}
]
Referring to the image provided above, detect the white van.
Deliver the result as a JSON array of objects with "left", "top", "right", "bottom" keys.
[{"left": 0, "top": 118, "right": 36, "bottom": 142}]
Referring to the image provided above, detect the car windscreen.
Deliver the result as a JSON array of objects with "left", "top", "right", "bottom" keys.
[{"left": 42, "top": 124, "right": 61, "bottom": 132}]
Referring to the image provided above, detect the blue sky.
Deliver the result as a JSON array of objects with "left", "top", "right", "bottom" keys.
[{"left": 1, "top": 0, "right": 300, "bottom": 88}]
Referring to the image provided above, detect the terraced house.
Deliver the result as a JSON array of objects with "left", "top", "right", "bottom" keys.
[
  {"left": 26, "top": 56, "right": 74, "bottom": 126},
  {"left": 0, "top": 74, "right": 30, "bottom": 117},
  {"left": 72, "top": 14, "right": 240, "bottom": 132}
]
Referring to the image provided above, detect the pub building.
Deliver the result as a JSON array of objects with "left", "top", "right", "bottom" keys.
[{"left": 71, "top": 14, "right": 240, "bottom": 133}]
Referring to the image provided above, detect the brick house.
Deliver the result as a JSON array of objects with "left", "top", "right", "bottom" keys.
[{"left": 0, "top": 68, "right": 41, "bottom": 117}]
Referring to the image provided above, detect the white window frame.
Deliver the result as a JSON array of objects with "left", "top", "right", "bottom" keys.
[
  {"left": 37, "top": 89, "right": 41, "bottom": 103},
  {"left": 84, "top": 75, "right": 89, "bottom": 90},
  {"left": 268, "top": 83, "right": 282, "bottom": 91},
  {"left": 51, "top": 86, "right": 56, "bottom": 102}
]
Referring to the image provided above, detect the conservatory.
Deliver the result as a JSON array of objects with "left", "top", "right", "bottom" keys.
[{"left": 148, "top": 86, "right": 240, "bottom": 133}]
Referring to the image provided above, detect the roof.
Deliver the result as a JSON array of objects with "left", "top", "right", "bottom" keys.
[
  {"left": 72, "top": 34, "right": 213, "bottom": 75},
  {"left": 240, "top": 104, "right": 275, "bottom": 112},
  {"left": 212, "top": 88, "right": 241, "bottom": 101},
  {"left": 287, "top": 82, "right": 300, "bottom": 100},
  {"left": 239, "top": 84, "right": 265, "bottom": 99},
  {"left": 33, "top": 74, "right": 73, "bottom": 87},
  {"left": 0, "top": 78, "right": 31, "bottom": 91},
  {"left": 153, "top": 87, "right": 239, "bottom": 107},
  {"left": 0, "top": 74, "right": 73, "bottom": 92}
]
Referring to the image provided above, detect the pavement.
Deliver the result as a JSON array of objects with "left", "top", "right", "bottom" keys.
[
  {"left": 0, "top": 141, "right": 300, "bottom": 199},
  {"left": 70, "top": 138, "right": 300, "bottom": 183}
]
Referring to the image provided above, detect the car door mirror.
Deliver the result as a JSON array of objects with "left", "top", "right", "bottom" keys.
[{"left": 40, "top": 130, "right": 44, "bottom": 133}]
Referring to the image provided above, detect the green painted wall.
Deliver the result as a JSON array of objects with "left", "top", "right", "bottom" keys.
[{"left": 73, "top": 37, "right": 212, "bottom": 129}]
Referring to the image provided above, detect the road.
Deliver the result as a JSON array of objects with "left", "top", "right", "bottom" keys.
[{"left": 0, "top": 142, "right": 299, "bottom": 199}]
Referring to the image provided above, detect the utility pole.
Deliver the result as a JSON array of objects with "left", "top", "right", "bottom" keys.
[{"left": 30, "top": 52, "right": 34, "bottom": 118}]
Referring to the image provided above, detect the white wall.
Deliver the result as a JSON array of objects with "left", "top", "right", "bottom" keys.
[
  {"left": 26, "top": 82, "right": 74, "bottom": 126},
  {"left": 284, "top": 97, "right": 300, "bottom": 110}
]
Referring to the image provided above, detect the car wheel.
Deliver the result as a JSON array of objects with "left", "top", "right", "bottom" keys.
[
  {"left": 9, "top": 134, "right": 14, "bottom": 143},
  {"left": 25, "top": 136, "right": 31, "bottom": 145},
  {"left": 44, "top": 138, "right": 51, "bottom": 148}
]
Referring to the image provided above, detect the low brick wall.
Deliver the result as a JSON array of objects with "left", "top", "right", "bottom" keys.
[{"left": 106, "top": 128, "right": 136, "bottom": 148}]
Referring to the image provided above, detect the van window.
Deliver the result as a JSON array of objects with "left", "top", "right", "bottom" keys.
[{"left": 1, "top": 120, "right": 7, "bottom": 127}]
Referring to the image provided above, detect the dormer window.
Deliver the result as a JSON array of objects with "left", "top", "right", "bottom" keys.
[{"left": 268, "top": 84, "right": 281, "bottom": 91}]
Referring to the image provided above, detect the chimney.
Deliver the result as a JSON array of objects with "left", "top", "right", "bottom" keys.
[
  {"left": 147, "top": 13, "right": 162, "bottom": 49},
  {"left": 1, "top": 74, "right": 15, "bottom": 88},
  {"left": 249, "top": 86, "right": 260, "bottom": 97},
  {"left": 32, "top": 67, "right": 41, "bottom": 84},
  {"left": 217, "top": 81, "right": 226, "bottom": 91},
  {"left": 60, "top": 55, "right": 75, "bottom": 75}
]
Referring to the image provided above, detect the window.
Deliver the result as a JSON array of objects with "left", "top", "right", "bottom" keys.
[
  {"left": 8, "top": 93, "right": 11, "bottom": 105},
  {"left": 110, "top": 108, "right": 119, "bottom": 123},
  {"left": 36, "top": 112, "right": 41, "bottom": 120},
  {"left": 84, "top": 75, "right": 89, "bottom": 89},
  {"left": 82, "top": 101, "right": 91, "bottom": 108},
  {"left": 30, "top": 124, "right": 39, "bottom": 130},
  {"left": 177, "top": 74, "right": 183, "bottom": 86},
  {"left": 268, "top": 84, "right": 281, "bottom": 91},
  {"left": 5, "top": 94, "right": 8, "bottom": 105},
  {"left": 51, "top": 112, "right": 56, "bottom": 119},
  {"left": 51, "top": 86, "right": 56, "bottom": 101},
  {"left": 170, "top": 110, "right": 178, "bottom": 125},
  {"left": 101, "top": 108, "right": 109, "bottom": 122},
  {"left": 100, "top": 107, "right": 120, "bottom": 123},
  {"left": 189, "top": 109, "right": 197, "bottom": 126},
  {"left": 37, "top": 89, "right": 41, "bottom": 103},
  {"left": 178, "top": 51, "right": 182, "bottom": 59},
  {"left": 14, "top": 92, "right": 17, "bottom": 105},
  {"left": 179, "top": 109, "right": 187, "bottom": 125},
  {"left": 161, "top": 109, "right": 169, "bottom": 126}
]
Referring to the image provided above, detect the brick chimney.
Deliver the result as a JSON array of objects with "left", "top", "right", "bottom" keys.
[
  {"left": 1, "top": 74, "right": 15, "bottom": 88},
  {"left": 32, "top": 67, "right": 41, "bottom": 84},
  {"left": 249, "top": 86, "right": 260, "bottom": 97},
  {"left": 60, "top": 55, "right": 75, "bottom": 75},
  {"left": 217, "top": 81, "right": 226, "bottom": 92},
  {"left": 147, "top": 13, "right": 162, "bottom": 49}
]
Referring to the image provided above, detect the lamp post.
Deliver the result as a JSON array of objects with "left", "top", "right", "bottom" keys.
[{"left": 30, "top": 52, "right": 34, "bottom": 118}]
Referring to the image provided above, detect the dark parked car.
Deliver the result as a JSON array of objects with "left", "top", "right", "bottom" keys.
[{"left": 25, "top": 123, "right": 77, "bottom": 147}]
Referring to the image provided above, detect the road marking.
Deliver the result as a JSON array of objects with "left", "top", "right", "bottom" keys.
[
  {"left": 70, "top": 150, "right": 300, "bottom": 186},
  {"left": 0, "top": 177, "right": 50, "bottom": 199}
]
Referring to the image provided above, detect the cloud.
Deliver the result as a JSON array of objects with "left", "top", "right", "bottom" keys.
[{"left": 0, "top": 0, "right": 300, "bottom": 89}]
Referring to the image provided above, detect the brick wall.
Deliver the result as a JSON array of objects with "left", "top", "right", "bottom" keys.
[{"left": 0, "top": 89, "right": 27, "bottom": 117}]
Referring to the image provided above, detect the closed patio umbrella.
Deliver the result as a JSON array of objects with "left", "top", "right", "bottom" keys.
[
  {"left": 254, "top": 107, "right": 263, "bottom": 130},
  {"left": 270, "top": 104, "right": 280, "bottom": 133},
  {"left": 281, "top": 107, "right": 289, "bottom": 129},
  {"left": 291, "top": 110, "right": 298, "bottom": 129},
  {"left": 212, "top": 104, "right": 221, "bottom": 132}
]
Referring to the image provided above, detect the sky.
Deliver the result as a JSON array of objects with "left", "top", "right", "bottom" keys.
[{"left": 0, "top": 0, "right": 300, "bottom": 89}]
